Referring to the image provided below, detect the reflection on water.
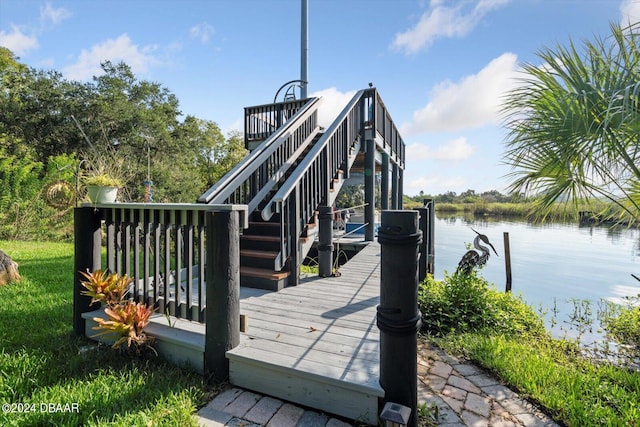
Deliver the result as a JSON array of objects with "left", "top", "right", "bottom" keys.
[{"left": 434, "top": 215, "right": 640, "bottom": 338}]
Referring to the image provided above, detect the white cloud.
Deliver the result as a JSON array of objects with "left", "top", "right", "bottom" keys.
[
  {"left": 401, "top": 52, "right": 519, "bottom": 135},
  {"left": 62, "top": 34, "right": 159, "bottom": 81},
  {"left": 190, "top": 22, "right": 215, "bottom": 44},
  {"left": 407, "top": 137, "right": 476, "bottom": 162},
  {"left": 40, "top": 2, "right": 72, "bottom": 26},
  {"left": 392, "top": 0, "right": 511, "bottom": 54},
  {"left": 0, "top": 25, "right": 38, "bottom": 55},
  {"left": 309, "top": 87, "right": 358, "bottom": 128},
  {"left": 405, "top": 174, "right": 467, "bottom": 196},
  {"left": 620, "top": 0, "right": 640, "bottom": 27}
]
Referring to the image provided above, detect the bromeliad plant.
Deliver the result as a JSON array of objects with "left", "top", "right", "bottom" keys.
[{"left": 80, "top": 269, "right": 156, "bottom": 354}]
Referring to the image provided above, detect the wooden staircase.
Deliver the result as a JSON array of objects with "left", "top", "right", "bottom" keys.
[{"left": 238, "top": 133, "right": 322, "bottom": 291}]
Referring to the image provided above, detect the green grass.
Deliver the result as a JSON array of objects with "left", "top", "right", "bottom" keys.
[
  {"left": 0, "top": 240, "right": 217, "bottom": 427},
  {"left": 437, "top": 333, "right": 640, "bottom": 426}
]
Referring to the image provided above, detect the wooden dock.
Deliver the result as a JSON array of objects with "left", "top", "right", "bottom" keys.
[
  {"left": 82, "top": 241, "right": 384, "bottom": 424},
  {"left": 227, "top": 241, "right": 383, "bottom": 425}
]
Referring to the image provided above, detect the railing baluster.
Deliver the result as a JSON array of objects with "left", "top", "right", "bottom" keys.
[
  {"left": 134, "top": 211, "right": 141, "bottom": 302},
  {"left": 154, "top": 210, "right": 162, "bottom": 314},
  {"left": 185, "top": 210, "right": 194, "bottom": 321},
  {"left": 166, "top": 210, "right": 175, "bottom": 317},
  {"left": 198, "top": 211, "right": 206, "bottom": 323}
]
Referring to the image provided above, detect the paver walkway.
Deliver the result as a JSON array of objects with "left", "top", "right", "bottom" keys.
[{"left": 197, "top": 340, "right": 559, "bottom": 427}]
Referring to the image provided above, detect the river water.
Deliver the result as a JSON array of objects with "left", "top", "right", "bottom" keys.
[{"left": 433, "top": 215, "right": 640, "bottom": 339}]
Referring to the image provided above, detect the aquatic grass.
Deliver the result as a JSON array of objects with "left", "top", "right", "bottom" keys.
[
  {"left": 0, "top": 240, "right": 213, "bottom": 426},
  {"left": 437, "top": 333, "right": 640, "bottom": 426}
]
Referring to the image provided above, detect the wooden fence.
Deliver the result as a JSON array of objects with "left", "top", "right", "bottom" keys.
[{"left": 73, "top": 202, "right": 247, "bottom": 378}]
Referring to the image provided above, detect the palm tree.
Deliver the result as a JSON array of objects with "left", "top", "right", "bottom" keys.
[{"left": 502, "top": 22, "right": 639, "bottom": 224}]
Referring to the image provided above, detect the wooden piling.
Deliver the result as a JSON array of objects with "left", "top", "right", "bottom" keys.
[{"left": 504, "top": 232, "right": 512, "bottom": 293}]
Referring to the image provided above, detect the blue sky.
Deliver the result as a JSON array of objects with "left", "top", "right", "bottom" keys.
[{"left": 1, "top": 0, "right": 638, "bottom": 196}]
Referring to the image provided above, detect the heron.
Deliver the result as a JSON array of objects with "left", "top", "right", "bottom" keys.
[{"left": 457, "top": 228, "right": 498, "bottom": 274}]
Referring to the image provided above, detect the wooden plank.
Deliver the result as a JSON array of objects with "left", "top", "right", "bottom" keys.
[
  {"left": 237, "top": 338, "right": 378, "bottom": 378},
  {"left": 229, "top": 357, "right": 379, "bottom": 425},
  {"left": 240, "top": 318, "right": 379, "bottom": 361},
  {"left": 239, "top": 300, "right": 377, "bottom": 332},
  {"left": 228, "top": 346, "right": 382, "bottom": 393}
]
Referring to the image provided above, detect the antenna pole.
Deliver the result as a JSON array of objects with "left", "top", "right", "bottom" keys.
[{"left": 300, "top": 0, "right": 308, "bottom": 99}]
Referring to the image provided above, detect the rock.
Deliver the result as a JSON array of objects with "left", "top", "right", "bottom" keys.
[{"left": 0, "top": 250, "right": 20, "bottom": 286}]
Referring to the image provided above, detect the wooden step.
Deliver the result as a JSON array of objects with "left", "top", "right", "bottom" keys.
[
  {"left": 240, "top": 249, "right": 278, "bottom": 259},
  {"left": 241, "top": 235, "right": 280, "bottom": 242},
  {"left": 240, "top": 266, "right": 290, "bottom": 291}
]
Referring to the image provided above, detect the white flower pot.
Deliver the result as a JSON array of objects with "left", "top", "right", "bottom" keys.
[{"left": 87, "top": 185, "right": 118, "bottom": 203}]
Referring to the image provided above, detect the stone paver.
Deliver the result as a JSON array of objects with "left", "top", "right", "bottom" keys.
[
  {"left": 266, "top": 403, "right": 304, "bottom": 427},
  {"left": 244, "top": 396, "right": 283, "bottom": 425},
  {"left": 297, "top": 411, "right": 329, "bottom": 427},
  {"left": 224, "top": 391, "right": 260, "bottom": 418},
  {"left": 464, "top": 393, "right": 491, "bottom": 417},
  {"left": 197, "top": 342, "right": 561, "bottom": 427}
]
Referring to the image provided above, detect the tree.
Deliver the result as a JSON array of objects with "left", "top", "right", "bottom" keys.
[{"left": 503, "top": 22, "right": 640, "bottom": 223}]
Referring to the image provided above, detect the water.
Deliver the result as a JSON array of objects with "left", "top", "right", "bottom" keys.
[{"left": 433, "top": 215, "right": 640, "bottom": 340}]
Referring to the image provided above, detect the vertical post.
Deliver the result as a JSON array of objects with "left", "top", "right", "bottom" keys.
[
  {"left": 424, "top": 198, "right": 435, "bottom": 276},
  {"left": 377, "top": 210, "right": 421, "bottom": 427},
  {"left": 73, "top": 207, "right": 102, "bottom": 335},
  {"left": 381, "top": 153, "right": 389, "bottom": 211},
  {"left": 288, "top": 188, "right": 301, "bottom": 286},
  {"left": 414, "top": 207, "right": 428, "bottom": 283},
  {"left": 300, "top": 0, "right": 308, "bottom": 99},
  {"left": 504, "top": 232, "right": 512, "bottom": 292},
  {"left": 391, "top": 164, "right": 398, "bottom": 210},
  {"left": 397, "top": 167, "right": 404, "bottom": 209},
  {"left": 364, "top": 137, "right": 376, "bottom": 241},
  {"left": 205, "top": 210, "right": 240, "bottom": 381},
  {"left": 318, "top": 206, "right": 333, "bottom": 277}
]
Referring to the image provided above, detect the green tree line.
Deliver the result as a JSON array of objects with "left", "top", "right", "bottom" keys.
[{"left": 0, "top": 48, "right": 247, "bottom": 240}]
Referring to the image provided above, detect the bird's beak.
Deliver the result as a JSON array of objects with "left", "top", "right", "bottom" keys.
[{"left": 488, "top": 242, "right": 498, "bottom": 256}]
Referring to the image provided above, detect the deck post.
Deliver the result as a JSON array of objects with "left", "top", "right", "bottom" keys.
[
  {"left": 381, "top": 153, "right": 389, "bottom": 210},
  {"left": 391, "top": 163, "right": 398, "bottom": 210},
  {"left": 414, "top": 206, "right": 428, "bottom": 283},
  {"left": 364, "top": 137, "right": 376, "bottom": 241},
  {"left": 424, "top": 199, "right": 435, "bottom": 276},
  {"left": 204, "top": 210, "right": 240, "bottom": 381},
  {"left": 318, "top": 205, "right": 333, "bottom": 277},
  {"left": 73, "top": 206, "right": 102, "bottom": 335},
  {"left": 377, "top": 210, "right": 421, "bottom": 427}
]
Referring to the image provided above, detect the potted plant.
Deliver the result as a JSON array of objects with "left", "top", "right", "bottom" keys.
[
  {"left": 80, "top": 141, "right": 130, "bottom": 204},
  {"left": 85, "top": 173, "right": 122, "bottom": 203}
]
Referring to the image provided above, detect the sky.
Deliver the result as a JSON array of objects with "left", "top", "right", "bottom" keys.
[{"left": 1, "top": 0, "right": 639, "bottom": 196}]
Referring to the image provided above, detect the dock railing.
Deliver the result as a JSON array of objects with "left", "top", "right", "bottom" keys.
[{"left": 73, "top": 202, "right": 248, "bottom": 379}]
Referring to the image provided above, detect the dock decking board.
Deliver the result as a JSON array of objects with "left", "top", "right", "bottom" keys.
[{"left": 228, "top": 241, "right": 383, "bottom": 424}]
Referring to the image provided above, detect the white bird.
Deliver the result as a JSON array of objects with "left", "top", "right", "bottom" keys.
[{"left": 457, "top": 228, "right": 498, "bottom": 274}]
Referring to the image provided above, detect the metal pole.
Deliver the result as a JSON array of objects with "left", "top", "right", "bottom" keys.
[
  {"left": 300, "top": 0, "right": 308, "bottom": 99},
  {"left": 377, "top": 210, "right": 421, "bottom": 427},
  {"left": 318, "top": 206, "right": 333, "bottom": 277}
]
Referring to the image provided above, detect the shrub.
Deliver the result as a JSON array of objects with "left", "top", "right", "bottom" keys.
[
  {"left": 601, "top": 294, "right": 640, "bottom": 356},
  {"left": 80, "top": 269, "right": 155, "bottom": 354},
  {"left": 418, "top": 271, "right": 546, "bottom": 337}
]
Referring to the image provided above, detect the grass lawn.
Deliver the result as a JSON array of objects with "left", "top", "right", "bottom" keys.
[{"left": 0, "top": 240, "right": 219, "bottom": 427}]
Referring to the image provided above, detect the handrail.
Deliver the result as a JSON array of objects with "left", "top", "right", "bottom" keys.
[
  {"left": 261, "top": 89, "right": 368, "bottom": 220},
  {"left": 198, "top": 97, "right": 321, "bottom": 205},
  {"left": 257, "top": 87, "right": 405, "bottom": 282}
]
